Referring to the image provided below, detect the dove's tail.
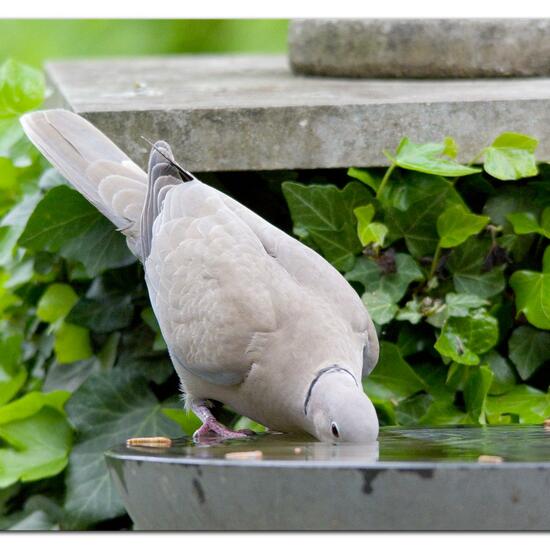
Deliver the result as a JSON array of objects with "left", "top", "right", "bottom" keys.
[{"left": 20, "top": 109, "right": 148, "bottom": 255}]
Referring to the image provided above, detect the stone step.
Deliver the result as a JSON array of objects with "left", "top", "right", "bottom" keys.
[{"left": 46, "top": 55, "right": 550, "bottom": 171}]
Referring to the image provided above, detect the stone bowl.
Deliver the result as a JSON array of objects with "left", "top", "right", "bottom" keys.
[{"left": 106, "top": 425, "right": 550, "bottom": 530}]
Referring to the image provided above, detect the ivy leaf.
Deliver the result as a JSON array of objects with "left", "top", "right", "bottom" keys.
[
  {"left": 161, "top": 408, "right": 202, "bottom": 436},
  {"left": 0, "top": 333, "right": 26, "bottom": 406},
  {"left": 0, "top": 60, "right": 45, "bottom": 117},
  {"left": 18, "top": 186, "right": 135, "bottom": 277},
  {"left": 509, "top": 246, "right": 550, "bottom": 330},
  {"left": 445, "top": 293, "right": 489, "bottom": 317},
  {"left": 140, "top": 307, "right": 167, "bottom": 351},
  {"left": 347, "top": 167, "right": 380, "bottom": 193},
  {"left": 0, "top": 391, "right": 72, "bottom": 489},
  {"left": 507, "top": 208, "right": 550, "bottom": 239},
  {"left": 508, "top": 326, "right": 550, "bottom": 381},
  {"left": 362, "top": 290, "right": 398, "bottom": 325},
  {"left": 435, "top": 311, "right": 499, "bottom": 365},
  {"left": 419, "top": 398, "right": 471, "bottom": 425},
  {"left": 396, "top": 299, "right": 424, "bottom": 324},
  {"left": 354, "top": 205, "right": 388, "bottom": 247},
  {"left": 0, "top": 192, "right": 40, "bottom": 266},
  {"left": 363, "top": 342, "right": 425, "bottom": 402},
  {"left": 486, "top": 385, "right": 550, "bottom": 424},
  {"left": 389, "top": 137, "right": 480, "bottom": 177},
  {"left": 36, "top": 283, "right": 79, "bottom": 323},
  {"left": 437, "top": 205, "right": 489, "bottom": 248},
  {"left": 482, "top": 351, "right": 517, "bottom": 396},
  {"left": 384, "top": 173, "right": 464, "bottom": 258},
  {"left": 483, "top": 133, "right": 538, "bottom": 181},
  {"left": 346, "top": 253, "right": 423, "bottom": 302},
  {"left": 446, "top": 237, "right": 506, "bottom": 298},
  {"left": 282, "top": 181, "right": 371, "bottom": 271},
  {"left": 53, "top": 323, "right": 92, "bottom": 365},
  {"left": 63, "top": 368, "right": 181, "bottom": 529},
  {"left": 395, "top": 393, "right": 433, "bottom": 426},
  {"left": 67, "top": 294, "right": 134, "bottom": 333},
  {"left": 463, "top": 365, "right": 494, "bottom": 424}
]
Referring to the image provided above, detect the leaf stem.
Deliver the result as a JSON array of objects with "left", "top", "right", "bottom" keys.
[
  {"left": 376, "top": 162, "right": 396, "bottom": 200},
  {"left": 467, "top": 149, "right": 485, "bottom": 167},
  {"left": 429, "top": 243, "right": 442, "bottom": 279}
]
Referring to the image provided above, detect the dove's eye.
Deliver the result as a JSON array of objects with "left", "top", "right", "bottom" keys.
[{"left": 331, "top": 422, "right": 340, "bottom": 438}]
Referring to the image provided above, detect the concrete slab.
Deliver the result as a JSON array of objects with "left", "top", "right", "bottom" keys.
[
  {"left": 289, "top": 19, "right": 550, "bottom": 78},
  {"left": 46, "top": 55, "right": 550, "bottom": 171}
]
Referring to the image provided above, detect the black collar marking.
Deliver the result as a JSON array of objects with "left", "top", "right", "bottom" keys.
[{"left": 303, "top": 365, "right": 358, "bottom": 416}]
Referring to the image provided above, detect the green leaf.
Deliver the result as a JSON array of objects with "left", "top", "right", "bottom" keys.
[
  {"left": 140, "top": 307, "right": 167, "bottom": 351},
  {"left": 66, "top": 294, "right": 134, "bottom": 333},
  {"left": 347, "top": 167, "right": 380, "bottom": 193},
  {"left": 232, "top": 416, "right": 268, "bottom": 433},
  {"left": 435, "top": 311, "right": 499, "bottom": 365},
  {"left": 483, "top": 132, "right": 538, "bottom": 181},
  {"left": 362, "top": 290, "right": 398, "bottom": 325},
  {"left": 510, "top": 246, "right": 550, "bottom": 330},
  {"left": 63, "top": 368, "right": 181, "bottom": 529},
  {"left": 161, "top": 408, "right": 201, "bottom": 436},
  {"left": 0, "top": 391, "right": 72, "bottom": 489},
  {"left": 0, "top": 192, "right": 40, "bottom": 266},
  {"left": 384, "top": 173, "right": 464, "bottom": 258},
  {"left": 18, "top": 186, "right": 135, "bottom": 277},
  {"left": 364, "top": 342, "right": 425, "bottom": 402},
  {"left": 446, "top": 238, "right": 506, "bottom": 298},
  {"left": 445, "top": 293, "right": 488, "bottom": 317},
  {"left": 508, "top": 326, "right": 550, "bottom": 381},
  {"left": 0, "top": 333, "right": 26, "bottom": 406},
  {"left": 282, "top": 181, "right": 371, "bottom": 271},
  {"left": 390, "top": 137, "right": 480, "bottom": 177},
  {"left": 419, "top": 398, "right": 471, "bottom": 425},
  {"left": 486, "top": 385, "right": 550, "bottom": 424},
  {"left": 507, "top": 210, "right": 550, "bottom": 238},
  {"left": 437, "top": 204, "right": 489, "bottom": 248},
  {"left": 354, "top": 204, "right": 388, "bottom": 247},
  {"left": 0, "top": 60, "right": 45, "bottom": 116},
  {"left": 482, "top": 351, "right": 517, "bottom": 396},
  {"left": 346, "top": 253, "right": 423, "bottom": 302},
  {"left": 395, "top": 393, "right": 433, "bottom": 426},
  {"left": 0, "top": 157, "right": 16, "bottom": 191},
  {"left": 36, "top": 283, "right": 78, "bottom": 323},
  {"left": 53, "top": 322, "right": 92, "bottom": 364},
  {"left": 463, "top": 365, "right": 494, "bottom": 424}
]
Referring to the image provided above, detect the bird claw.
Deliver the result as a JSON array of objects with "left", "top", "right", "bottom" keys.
[{"left": 192, "top": 419, "right": 255, "bottom": 442}]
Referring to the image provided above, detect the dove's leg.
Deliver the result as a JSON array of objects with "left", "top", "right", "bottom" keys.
[{"left": 191, "top": 399, "right": 254, "bottom": 441}]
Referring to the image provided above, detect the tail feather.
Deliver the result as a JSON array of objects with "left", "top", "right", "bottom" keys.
[
  {"left": 20, "top": 109, "right": 148, "bottom": 255},
  {"left": 140, "top": 140, "right": 188, "bottom": 259}
]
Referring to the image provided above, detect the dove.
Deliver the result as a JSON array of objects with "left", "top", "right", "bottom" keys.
[{"left": 21, "top": 109, "right": 380, "bottom": 443}]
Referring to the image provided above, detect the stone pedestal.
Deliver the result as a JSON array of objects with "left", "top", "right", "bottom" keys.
[{"left": 289, "top": 19, "right": 550, "bottom": 78}]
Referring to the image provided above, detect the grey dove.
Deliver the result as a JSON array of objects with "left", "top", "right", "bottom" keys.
[{"left": 21, "top": 109, "right": 380, "bottom": 443}]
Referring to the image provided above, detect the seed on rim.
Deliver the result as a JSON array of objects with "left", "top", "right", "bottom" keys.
[{"left": 126, "top": 437, "right": 172, "bottom": 448}]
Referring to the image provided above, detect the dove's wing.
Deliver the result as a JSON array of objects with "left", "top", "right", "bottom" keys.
[
  {"left": 144, "top": 179, "right": 280, "bottom": 386},
  {"left": 20, "top": 110, "right": 147, "bottom": 253},
  {"left": 214, "top": 192, "right": 380, "bottom": 375}
]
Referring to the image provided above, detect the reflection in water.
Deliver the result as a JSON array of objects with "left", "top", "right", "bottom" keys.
[{"left": 114, "top": 425, "right": 550, "bottom": 464}]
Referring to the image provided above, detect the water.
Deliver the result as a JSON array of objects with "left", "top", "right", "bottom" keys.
[{"left": 111, "top": 425, "right": 550, "bottom": 464}]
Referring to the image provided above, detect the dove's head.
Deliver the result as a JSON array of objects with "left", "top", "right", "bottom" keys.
[{"left": 304, "top": 365, "right": 379, "bottom": 443}]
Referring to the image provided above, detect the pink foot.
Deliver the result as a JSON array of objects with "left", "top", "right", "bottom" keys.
[{"left": 192, "top": 418, "right": 255, "bottom": 441}]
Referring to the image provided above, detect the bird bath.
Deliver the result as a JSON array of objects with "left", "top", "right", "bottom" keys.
[{"left": 106, "top": 425, "right": 550, "bottom": 530}]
